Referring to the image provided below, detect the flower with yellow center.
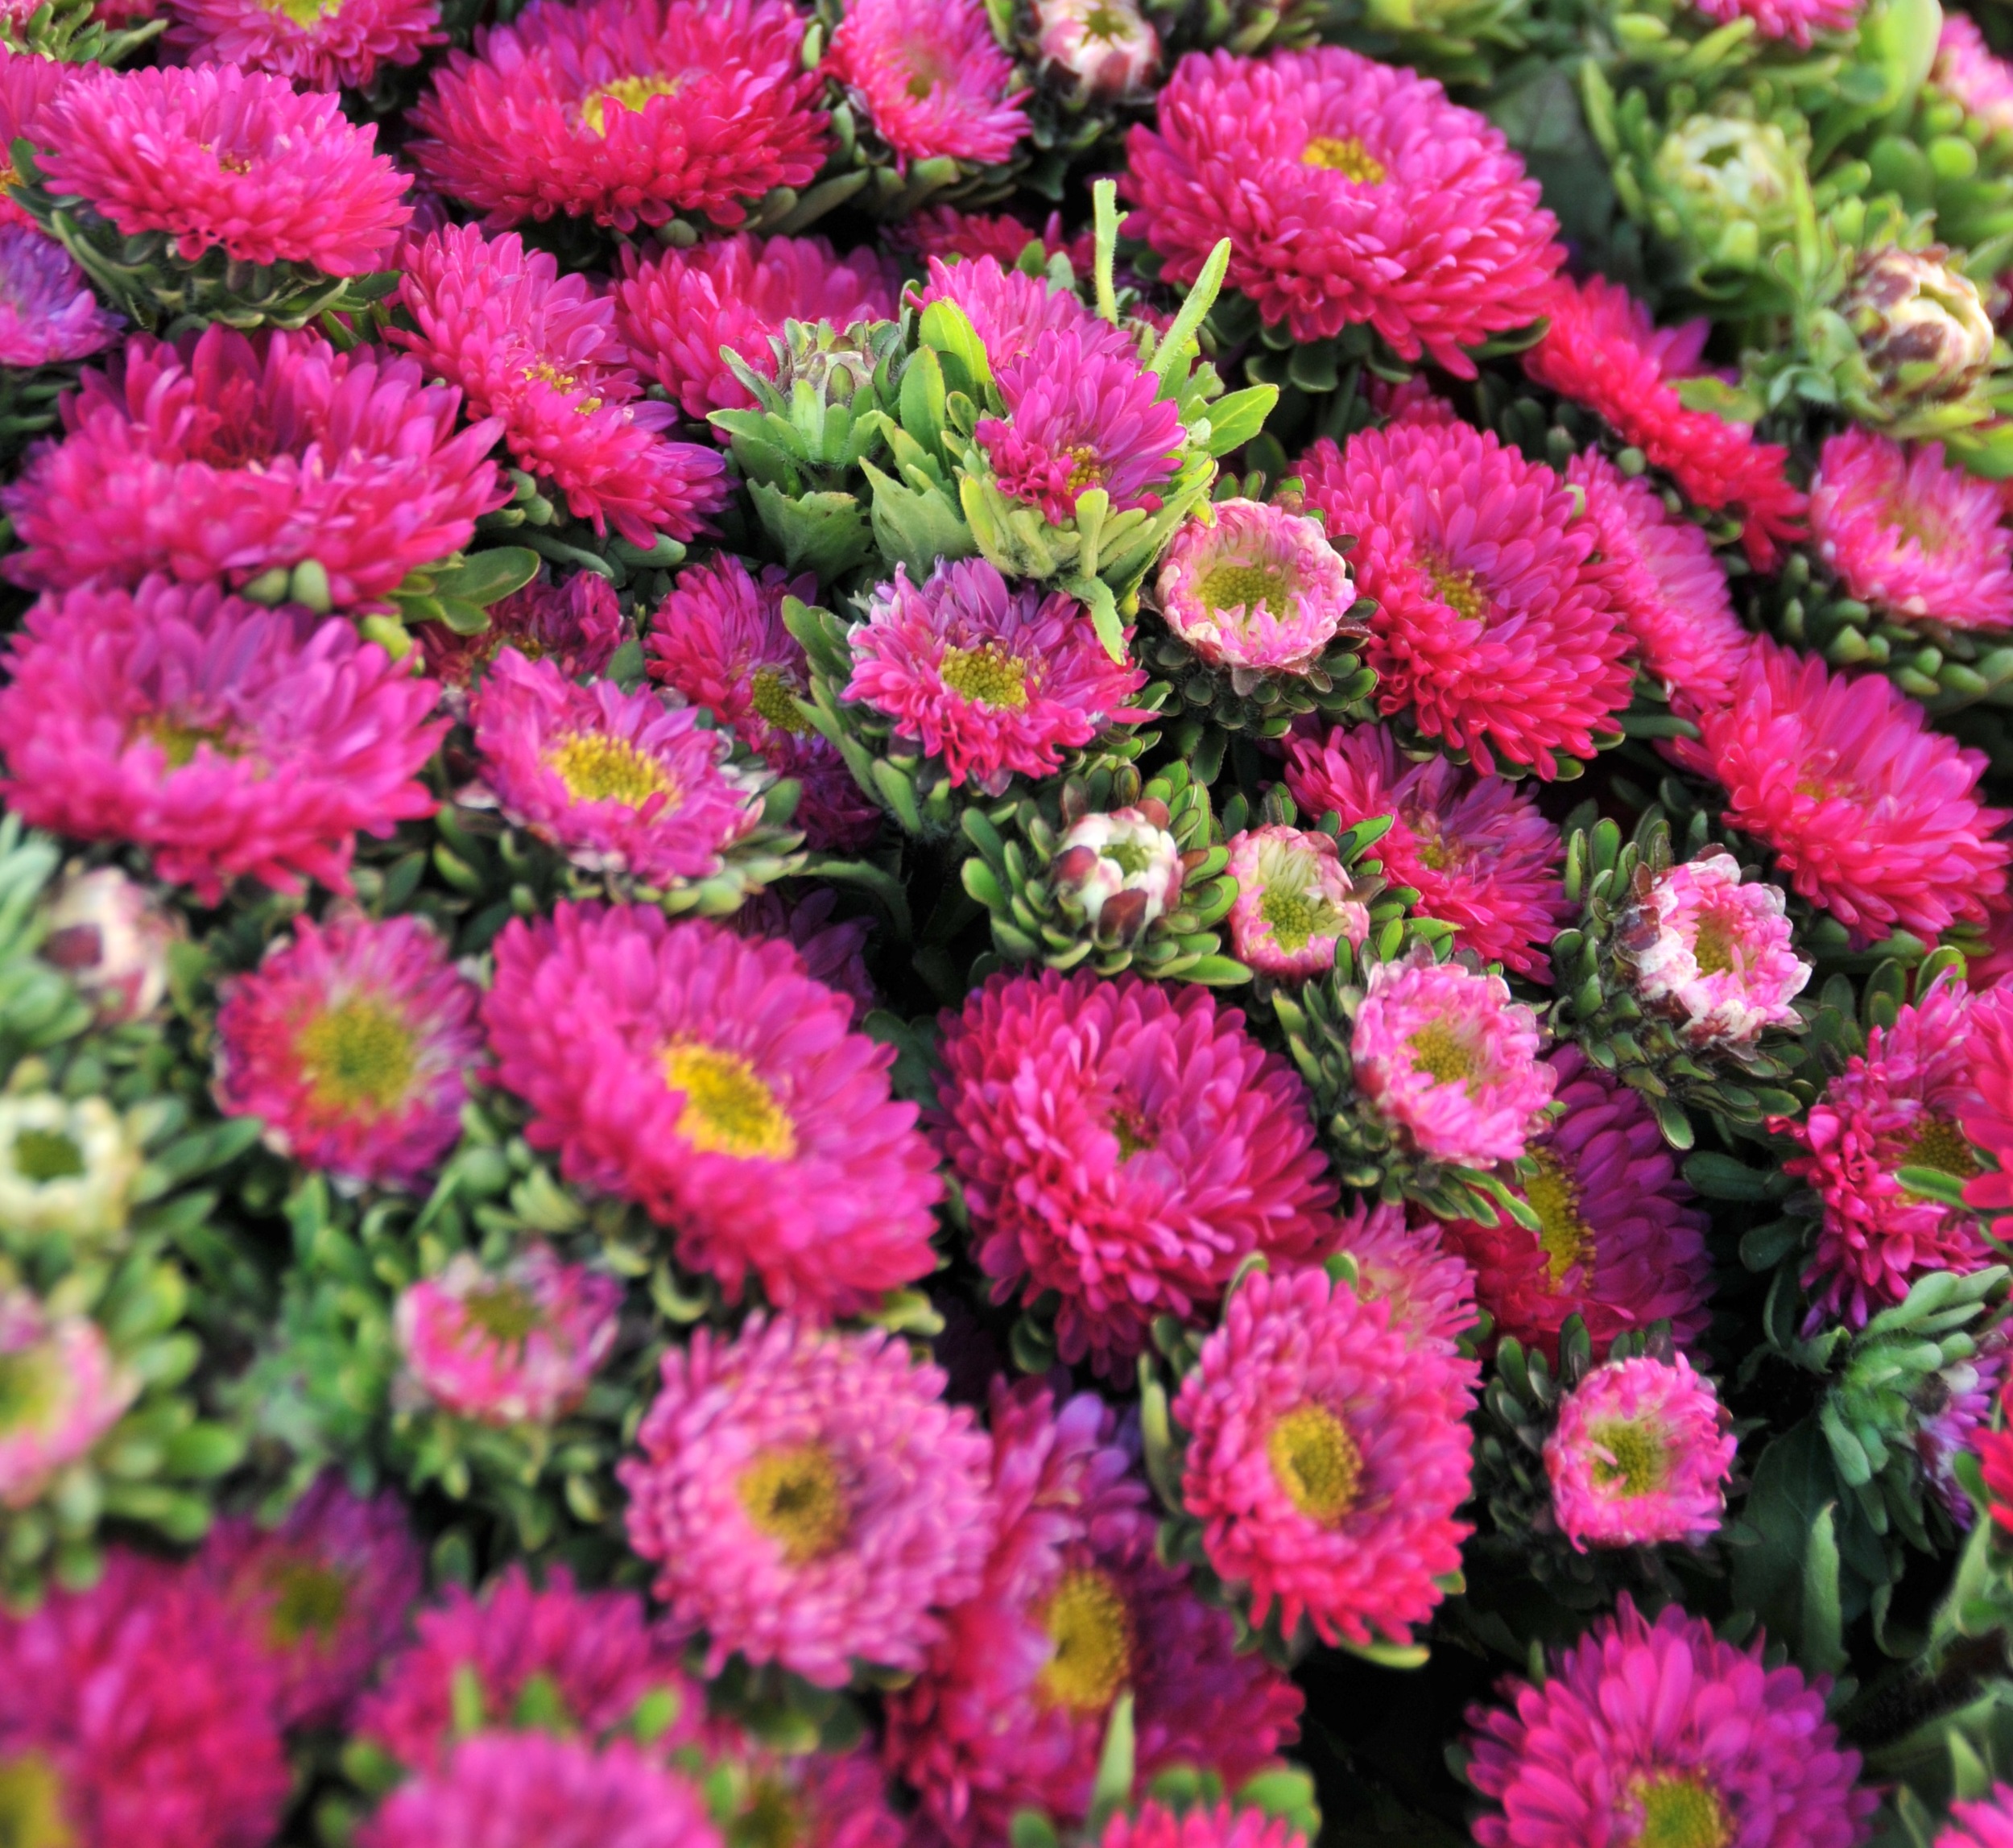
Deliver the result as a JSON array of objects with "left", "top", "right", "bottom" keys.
[
  {"left": 1267, "top": 1403, "right": 1362, "bottom": 1524},
  {"left": 1424, "top": 556, "right": 1486, "bottom": 622},
  {"left": 738, "top": 1443, "right": 849, "bottom": 1564},
  {"left": 1631, "top": 1772, "right": 1730, "bottom": 1848},
  {"left": 258, "top": 1554, "right": 353, "bottom": 1649},
  {"left": 748, "top": 664, "right": 813, "bottom": 736},
  {"left": 296, "top": 997, "right": 418, "bottom": 1123},
  {"left": 939, "top": 643, "right": 1031, "bottom": 711},
  {"left": 545, "top": 731, "right": 682, "bottom": 810},
  {"left": 1301, "top": 134, "right": 1387, "bottom": 183},
  {"left": 1035, "top": 1567, "right": 1135, "bottom": 1713},
  {"left": 1406, "top": 1019, "right": 1478, "bottom": 1089},
  {"left": 579, "top": 72, "right": 689, "bottom": 136},
  {"left": 662, "top": 1042, "right": 798, "bottom": 1160}
]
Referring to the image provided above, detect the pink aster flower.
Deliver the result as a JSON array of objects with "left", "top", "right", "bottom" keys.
[
  {"left": 0, "top": 581, "right": 445, "bottom": 903},
  {"left": 1672, "top": 639, "right": 2013, "bottom": 945},
  {"left": 469, "top": 648, "right": 761, "bottom": 887},
  {"left": 1964, "top": 982, "right": 2013, "bottom": 1213},
  {"left": 408, "top": 0, "right": 829, "bottom": 233},
  {"left": 977, "top": 325, "right": 1185, "bottom": 526},
  {"left": 2, "top": 324, "right": 504, "bottom": 605},
  {"left": 1123, "top": 47, "right": 1560, "bottom": 373},
  {"left": 916, "top": 253, "right": 1121, "bottom": 368},
  {"left": 647, "top": 552, "right": 880, "bottom": 853},
  {"left": 845, "top": 558, "right": 1149, "bottom": 794},
  {"left": 165, "top": 0, "right": 440, "bottom": 92},
  {"left": 934, "top": 969, "right": 1339, "bottom": 1374},
  {"left": 395, "top": 1245, "right": 622, "bottom": 1427},
  {"left": 355, "top": 1566, "right": 705, "bottom": 1772},
  {"left": 825, "top": 0, "right": 1028, "bottom": 168},
  {"left": 0, "top": 224, "right": 118, "bottom": 367},
  {"left": 359, "top": 1732, "right": 720, "bottom": 1848},
  {"left": 1283, "top": 722, "right": 1570, "bottom": 979},
  {"left": 1442, "top": 1044, "right": 1714, "bottom": 1363},
  {"left": 1809, "top": 428, "right": 2013, "bottom": 631},
  {"left": 1350, "top": 950, "right": 1554, "bottom": 1168},
  {"left": 1544, "top": 1353, "right": 1735, "bottom": 1550},
  {"left": 1688, "top": 0, "right": 1854, "bottom": 46},
  {"left": 395, "top": 223, "right": 726, "bottom": 547},
  {"left": 1154, "top": 499, "right": 1356, "bottom": 675},
  {"left": 1937, "top": 14, "right": 2013, "bottom": 136},
  {"left": 887, "top": 1379, "right": 1302, "bottom": 1846},
  {"left": 1945, "top": 1788, "right": 2013, "bottom": 1848},
  {"left": 895, "top": 205, "right": 1088, "bottom": 269},
  {"left": 1298, "top": 419, "right": 1631, "bottom": 778},
  {"left": 1050, "top": 805, "right": 1186, "bottom": 939},
  {"left": 1225, "top": 825, "right": 1371, "bottom": 978},
  {"left": 200, "top": 1475, "right": 423, "bottom": 1731},
  {"left": 1465, "top": 1599, "right": 1874, "bottom": 1848},
  {"left": 0, "top": 55, "right": 76, "bottom": 231},
  {"left": 484, "top": 903, "right": 941, "bottom": 1319},
  {"left": 0, "top": 1289, "right": 134, "bottom": 1510},
  {"left": 1333, "top": 1199, "right": 1478, "bottom": 1356},
  {"left": 621, "top": 1316, "right": 994, "bottom": 1687},
  {"left": 1569, "top": 451, "right": 1751, "bottom": 714},
  {"left": 213, "top": 910, "right": 482, "bottom": 1190},
  {"left": 614, "top": 232, "right": 899, "bottom": 419},
  {"left": 1100, "top": 1803, "right": 1305, "bottom": 1848},
  {"left": 1524, "top": 273, "right": 1808, "bottom": 570},
  {"left": 1782, "top": 974, "right": 1993, "bottom": 1326},
  {"left": 1174, "top": 1264, "right": 1474, "bottom": 1647},
  {"left": 36, "top": 63, "right": 408, "bottom": 273},
  {"left": 416, "top": 569, "right": 626, "bottom": 699},
  {"left": 0, "top": 1550, "right": 291, "bottom": 1848}
]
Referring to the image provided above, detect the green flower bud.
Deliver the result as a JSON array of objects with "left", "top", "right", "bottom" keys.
[
  {"left": 1651, "top": 111, "right": 1807, "bottom": 267},
  {"left": 1840, "top": 245, "right": 1998, "bottom": 415},
  {"left": 0, "top": 1094, "right": 140, "bottom": 1247}
]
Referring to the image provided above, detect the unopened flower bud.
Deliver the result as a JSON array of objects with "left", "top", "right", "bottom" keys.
[
  {"left": 0, "top": 1093, "right": 142, "bottom": 1246},
  {"left": 1052, "top": 806, "right": 1184, "bottom": 938},
  {"left": 1841, "top": 245, "right": 1998, "bottom": 415},
  {"left": 1651, "top": 112, "right": 1805, "bottom": 267},
  {"left": 1034, "top": 0, "right": 1160, "bottom": 101},
  {"left": 39, "top": 867, "right": 178, "bottom": 1024}
]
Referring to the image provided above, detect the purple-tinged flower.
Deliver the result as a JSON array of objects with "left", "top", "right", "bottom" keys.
[
  {"left": 39, "top": 867, "right": 178, "bottom": 1025},
  {"left": 1050, "top": 807, "right": 1184, "bottom": 937},
  {"left": 1154, "top": 499, "right": 1357, "bottom": 676},
  {"left": 165, "top": 0, "right": 440, "bottom": 90},
  {"left": 1225, "top": 825, "right": 1370, "bottom": 978},
  {"left": 1622, "top": 852, "right": 1811, "bottom": 1048},
  {"left": 417, "top": 569, "right": 626, "bottom": 701},
  {"left": 824, "top": 0, "right": 1029, "bottom": 167},
  {"left": 0, "top": 1290, "right": 135, "bottom": 1509},
  {"left": 0, "top": 223, "right": 118, "bottom": 366},
  {"left": 731, "top": 887, "right": 876, "bottom": 1023},
  {"left": 1920, "top": 1336, "right": 2002, "bottom": 1527}
]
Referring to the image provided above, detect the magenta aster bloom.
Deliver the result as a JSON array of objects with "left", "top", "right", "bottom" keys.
[
  {"left": 0, "top": 56, "right": 77, "bottom": 231},
  {"left": 355, "top": 1565, "right": 705, "bottom": 1772},
  {"left": 897, "top": 205, "right": 1086, "bottom": 268},
  {"left": 1544, "top": 1354, "right": 1735, "bottom": 1551},
  {"left": 1173, "top": 1265, "right": 1474, "bottom": 1648},
  {"left": 1569, "top": 451, "right": 1751, "bottom": 716},
  {"left": 1284, "top": 722, "right": 1569, "bottom": 980},
  {"left": 213, "top": 910, "right": 482, "bottom": 1189},
  {"left": 1443, "top": 1044, "right": 1715, "bottom": 1363},
  {"left": 934, "top": 969, "right": 1339, "bottom": 1374},
  {"left": 1350, "top": 950, "right": 1554, "bottom": 1168},
  {"left": 1298, "top": 419, "right": 1630, "bottom": 778},
  {"left": 1937, "top": 14, "right": 2013, "bottom": 135},
  {"left": 2, "top": 325, "right": 505, "bottom": 606},
  {"left": 165, "top": 0, "right": 440, "bottom": 92},
  {"left": 417, "top": 569, "right": 626, "bottom": 699},
  {"left": 1622, "top": 853, "right": 1811, "bottom": 1049},
  {"left": 484, "top": 903, "right": 941, "bottom": 1319},
  {"left": 200, "top": 1474, "right": 423, "bottom": 1730},
  {"left": 1946, "top": 1791, "right": 2013, "bottom": 1848},
  {"left": 395, "top": 1245, "right": 622, "bottom": 1426},
  {"left": 0, "top": 1289, "right": 135, "bottom": 1510},
  {"left": 1809, "top": 429, "right": 2013, "bottom": 631},
  {"left": 408, "top": 0, "right": 828, "bottom": 233},
  {"left": 1782, "top": 973, "right": 1992, "bottom": 1326},
  {"left": 1100, "top": 1802, "right": 1306, "bottom": 1848},
  {"left": 0, "top": 1550, "right": 291, "bottom": 1848},
  {"left": 0, "top": 581, "right": 445, "bottom": 903},
  {"left": 36, "top": 63, "right": 408, "bottom": 273},
  {"left": 710, "top": 1743, "right": 907, "bottom": 1848},
  {"left": 359, "top": 1732, "right": 720, "bottom": 1848},
  {"left": 845, "top": 558, "right": 1149, "bottom": 794},
  {"left": 1963, "top": 983, "right": 2013, "bottom": 1214},
  {"left": 1154, "top": 499, "right": 1356, "bottom": 675},
  {"left": 825, "top": 0, "right": 1028, "bottom": 167},
  {"left": 1123, "top": 47, "right": 1560, "bottom": 372},
  {"left": 1333, "top": 1199, "right": 1479, "bottom": 1354},
  {"left": 1673, "top": 639, "right": 2012, "bottom": 945},
  {"left": 0, "top": 224, "right": 118, "bottom": 367},
  {"left": 621, "top": 1316, "right": 994, "bottom": 1687},
  {"left": 614, "top": 232, "right": 899, "bottom": 419},
  {"left": 887, "top": 1380, "right": 1303, "bottom": 1846},
  {"left": 1225, "top": 825, "right": 1371, "bottom": 978},
  {"left": 1688, "top": 0, "right": 1855, "bottom": 46},
  {"left": 1465, "top": 1599, "right": 1874, "bottom": 1848},
  {"left": 977, "top": 325, "right": 1185, "bottom": 526},
  {"left": 395, "top": 223, "right": 726, "bottom": 547},
  {"left": 469, "top": 648, "right": 761, "bottom": 887},
  {"left": 916, "top": 253, "right": 1122, "bottom": 368},
  {"left": 646, "top": 552, "right": 880, "bottom": 853}
]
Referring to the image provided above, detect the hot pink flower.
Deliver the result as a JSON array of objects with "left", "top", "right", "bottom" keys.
[
  {"left": 896, "top": 205, "right": 1087, "bottom": 270},
  {"left": 1154, "top": 498, "right": 1357, "bottom": 675},
  {"left": 1622, "top": 852, "right": 1811, "bottom": 1048},
  {"left": 165, "top": 0, "right": 440, "bottom": 92},
  {"left": 916, "top": 252, "right": 1122, "bottom": 367},
  {"left": 1961, "top": 981, "right": 2013, "bottom": 1213},
  {"left": 36, "top": 63, "right": 408, "bottom": 272},
  {"left": 0, "top": 54, "right": 77, "bottom": 229},
  {"left": 1098, "top": 1803, "right": 1307, "bottom": 1848},
  {"left": 0, "top": 1290, "right": 134, "bottom": 1510},
  {"left": 0, "top": 224, "right": 118, "bottom": 367},
  {"left": 0, "top": 580, "right": 444, "bottom": 902},
  {"left": 824, "top": 0, "right": 1028, "bottom": 167},
  {"left": 1945, "top": 1788, "right": 2013, "bottom": 1848},
  {"left": 409, "top": 0, "right": 829, "bottom": 232},
  {"left": 1937, "top": 14, "right": 2013, "bottom": 136},
  {"left": 416, "top": 569, "right": 626, "bottom": 697},
  {"left": 1688, "top": 0, "right": 1855, "bottom": 46},
  {"left": 1224, "top": 825, "right": 1371, "bottom": 978}
]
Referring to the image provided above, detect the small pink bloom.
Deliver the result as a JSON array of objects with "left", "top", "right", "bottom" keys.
[
  {"left": 1035, "top": 0, "right": 1159, "bottom": 99},
  {"left": 0, "top": 223, "right": 118, "bottom": 366},
  {"left": 1622, "top": 852, "right": 1811, "bottom": 1048},
  {"left": 1225, "top": 825, "right": 1370, "bottom": 978},
  {"left": 0, "top": 1290, "right": 135, "bottom": 1509},
  {"left": 416, "top": 569, "right": 625, "bottom": 700},
  {"left": 1945, "top": 1786, "right": 2013, "bottom": 1848},
  {"left": 1687, "top": 0, "right": 1855, "bottom": 47},
  {"left": 165, "top": 0, "right": 440, "bottom": 92},
  {"left": 825, "top": 0, "right": 1028, "bottom": 167},
  {"left": 1937, "top": 14, "right": 2013, "bottom": 135},
  {"left": 1154, "top": 498, "right": 1356, "bottom": 676}
]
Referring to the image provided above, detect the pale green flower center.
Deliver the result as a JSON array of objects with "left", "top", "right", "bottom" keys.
[
  {"left": 296, "top": 998, "right": 417, "bottom": 1119},
  {"left": 262, "top": 1557, "right": 352, "bottom": 1647},
  {"left": 1406, "top": 1019, "right": 1474, "bottom": 1086},
  {"left": 749, "top": 665, "right": 812, "bottom": 735},
  {"left": 10, "top": 1129, "right": 84, "bottom": 1184},
  {"left": 1633, "top": 1773, "right": 1729, "bottom": 1848},
  {"left": 940, "top": 643, "right": 1031, "bottom": 710},
  {"left": 461, "top": 1282, "right": 540, "bottom": 1346},
  {"left": 0, "top": 1752, "right": 72, "bottom": 1848},
  {"left": 1527, "top": 1148, "right": 1593, "bottom": 1288},
  {"left": 1199, "top": 561, "right": 1292, "bottom": 619},
  {"left": 1589, "top": 1417, "right": 1670, "bottom": 1498},
  {"left": 0, "top": 1346, "right": 59, "bottom": 1437},
  {"left": 1424, "top": 556, "right": 1486, "bottom": 622}
]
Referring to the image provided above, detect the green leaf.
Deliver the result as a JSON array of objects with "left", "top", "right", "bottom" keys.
[
  {"left": 428, "top": 546, "right": 541, "bottom": 606},
  {"left": 1085, "top": 1692, "right": 1136, "bottom": 1837},
  {"left": 1801, "top": 1503, "right": 1848, "bottom": 1677},
  {"left": 1684, "top": 1151, "right": 1771, "bottom": 1200},
  {"left": 1073, "top": 574, "right": 1126, "bottom": 664},
  {"left": 1203, "top": 385, "right": 1279, "bottom": 457},
  {"left": 918, "top": 299, "right": 992, "bottom": 392}
]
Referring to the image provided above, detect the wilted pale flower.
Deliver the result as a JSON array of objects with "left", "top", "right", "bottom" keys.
[
  {"left": 1651, "top": 112, "right": 1804, "bottom": 263},
  {"left": 1051, "top": 808, "right": 1184, "bottom": 937},
  {"left": 0, "top": 1093, "right": 140, "bottom": 1246},
  {"left": 1034, "top": 0, "right": 1160, "bottom": 101},
  {"left": 1225, "top": 826, "right": 1370, "bottom": 978},
  {"left": 1620, "top": 854, "right": 1812, "bottom": 1048},
  {"left": 1841, "top": 245, "right": 1998, "bottom": 417},
  {"left": 39, "top": 867, "right": 178, "bottom": 1024}
]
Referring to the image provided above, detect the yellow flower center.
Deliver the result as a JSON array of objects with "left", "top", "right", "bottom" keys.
[
  {"left": 0, "top": 1753, "right": 72, "bottom": 1848},
  {"left": 1589, "top": 1417, "right": 1669, "bottom": 1498},
  {"left": 1904, "top": 1114, "right": 1979, "bottom": 1181},
  {"left": 296, "top": 998, "right": 417, "bottom": 1120},
  {"left": 1424, "top": 556, "right": 1486, "bottom": 622},
  {"left": 545, "top": 731, "right": 680, "bottom": 808},
  {"left": 1526, "top": 1147, "right": 1593, "bottom": 1288},
  {"left": 731, "top": 1776, "right": 806, "bottom": 1848},
  {"left": 261, "top": 1557, "right": 351, "bottom": 1647},
  {"left": 737, "top": 1444, "right": 848, "bottom": 1564},
  {"left": 1035, "top": 1568, "right": 1134, "bottom": 1714},
  {"left": 749, "top": 664, "right": 812, "bottom": 735},
  {"left": 1199, "top": 560, "right": 1292, "bottom": 619},
  {"left": 1406, "top": 1019, "right": 1475, "bottom": 1088},
  {"left": 1066, "top": 444, "right": 1105, "bottom": 493},
  {"left": 461, "top": 1281, "right": 540, "bottom": 1346},
  {"left": 10, "top": 1129, "right": 84, "bottom": 1184},
  {"left": 1267, "top": 1403, "right": 1362, "bottom": 1523},
  {"left": 1110, "top": 1102, "right": 1155, "bottom": 1158},
  {"left": 520, "top": 358, "right": 602, "bottom": 414},
  {"left": 661, "top": 1043, "right": 797, "bottom": 1160},
  {"left": 1690, "top": 916, "right": 1738, "bottom": 976},
  {"left": 134, "top": 713, "right": 241, "bottom": 769},
  {"left": 262, "top": 0, "right": 343, "bottom": 24},
  {"left": 939, "top": 643, "right": 1031, "bottom": 710},
  {"left": 1081, "top": 1, "right": 1132, "bottom": 39},
  {"left": 580, "top": 73, "right": 688, "bottom": 136},
  {"left": 1301, "top": 134, "right": 1387, "bottom": 183},
  {"left": 1632, "top": 1773, "right": 1729, "bottom": 1848}
]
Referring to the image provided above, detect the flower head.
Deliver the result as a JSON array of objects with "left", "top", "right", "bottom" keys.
[
  {"left": 933, "top": 969, "right": 1337, "bottom": 1373},
  {"left": 1098, "top": 1803, "right": 1306, "bottom": 1848},
  {"left": 409, "top": 0, "right": 829, "bottom": 232},
  {"left": 1684, "top": 0, "right": 1854, "bottom": 48},
  {"left": 1050, "top": 807, "right": 1185, "bottom": 937},
  {"left": 1843, "top": 245, "right": 1997, "bottom": 421},
  {"left": 1622, "top": 852, "right": 1812, "bottom": 1048},
  {"left": 214, "top": 911, "right": 482, "bottom": 1190},
  {"left": 1124, "top": 47, "right": 1560, "bottom": 371},
  {"left": 1936, "top": 14, "right": 2013, "bottom": 136},
  {"left": 0, "top": 1290, "right": 135, "bottom": 1509},
  {"left": 1465, "top": 1599, "right": 1873, "bottom": 1848},
  {"left": 824, "top": 0, "right": 1028, "bottom": 167},
  {"left": 395, "top": 1246, "right": 623, "bottom": 1426},
  {"left": 1334, "top": 1200, "right": 1479, "bottom": 1354},
  {"left": 1154, "top": 499, "right": 1357, "bottom": 676},
  {"left": 895, "top": 205, "right": 1086, "bottom": 269},
  {"left": 1350, "top": 951, "right": 1555, "bottom": 1167},
  {"left": 1945, "top": 1788, "right": 2013, "bottom": 1848},
  {"left": 1545, "top": 1353, "right": 1735, "bottom": 1550},
  {"left": 0, "top": 1094, "right": 138, "bottom": 1247},
  {"left": 40, "top": 867, "right": 178, "bottom": 1025},
  {"left": 1284, "top": 722, "right": 1569, "bottom": 978},
  {"left": 1962, "top": 982, "right": 2013, "bottom": 1214},
  {"left": 917, "top": 252, "right": 1119, "bottom": 368},
  {"left": 484, "top": 903, "right": 941, "bottom": 1319},
  {"left": 0, "top": 56, "right": 77, "bottom": 230},
  {"left": 1920, "top": 1336, "right": 2002, "bottom": 1526},
  {"left": 1672, "top": 640, "right": 2011, "bottom": 945},
  {"left": 0, "top": 580, "right": 445, "bottom": 902},
  {"left": 37, "top": 63, "right": 408, "bottom": 272},
  {"left": 417, "top": 569, "right": 626, "bottom": 697},
  {"left": 1298, "top": 417, "right": 1631, "bottom": 777},
  {"left": 1035, "top": 0, "right": 1159, "bottom": 99},
  {"left": 1225, "top": 825, "right": 1371, "bottom": 978},
  {"left": 622, "top": 1316, "right": 995, "bottom": 1687},
  {"left": 845, "top": 558, "right": 1147, "bottom": 794},
  {"left": 164, "top": 0, "right": 440, "bottom": 92},
  {"left": 1810, "top": 428, "right": 2013, "bottom": 631},
  {"left": 0, "top": 224, "right": 118, "bottom": 367},
  {"left": 709, "top": 1743, "right": 908, "bottom": 1848}
]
